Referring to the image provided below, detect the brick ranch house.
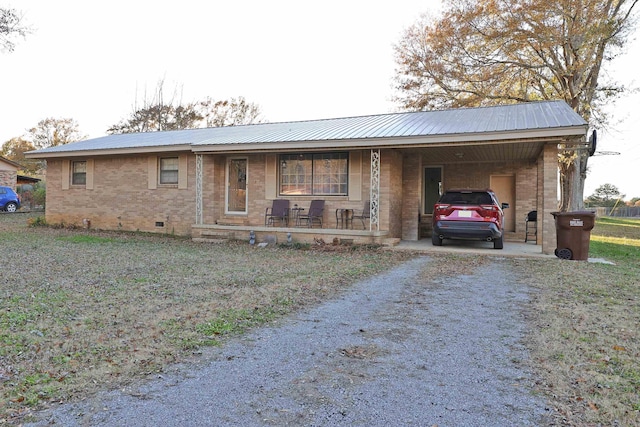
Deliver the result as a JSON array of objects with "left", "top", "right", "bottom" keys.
[
  {"left": 0, "top": 156, "right": 21, "bottom": 189},
  {"left": 26, "top": 100, "right": 587, "bottom": 254}
]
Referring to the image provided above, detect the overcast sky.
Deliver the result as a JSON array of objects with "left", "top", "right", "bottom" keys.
[{"left": 1, "top": 0, "right": 638, "bottom": 198}]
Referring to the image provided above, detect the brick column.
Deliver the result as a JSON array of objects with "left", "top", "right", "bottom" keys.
[
  {"left": 541, "top": 143, "right": 558, "bottom": 254},
  {"left": 401, "top": 153, "right": 420, "bottom": 241}
]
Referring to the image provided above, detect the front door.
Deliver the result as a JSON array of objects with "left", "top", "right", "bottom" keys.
[
  {"left": 424, "top": 167, "right": 442, "bottom": 214},
  {"left": 490, "top": 175, "right": 515, "bottom": 232},
  {"left": 227, "top": 158, "right": 247, "bottom": 214}
]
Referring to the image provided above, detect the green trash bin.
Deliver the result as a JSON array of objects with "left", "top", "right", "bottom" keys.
[{"left": 551, "top": 211, "right": 596, "bottom": 260}]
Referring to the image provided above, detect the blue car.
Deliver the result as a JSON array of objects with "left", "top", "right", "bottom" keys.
[{"left": 0, "top": 186, "right": 20, "bottom": 212}]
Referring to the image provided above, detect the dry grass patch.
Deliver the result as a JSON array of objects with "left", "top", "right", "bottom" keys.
[
  {"left": 3, "top": 213, "right": 638, "bottom": 426},
  {"left": 0, "top": 213, "right": 415, "bottom": 424},
  {"left": 415, "top": 253, "right": 492, "bottom": 284}
]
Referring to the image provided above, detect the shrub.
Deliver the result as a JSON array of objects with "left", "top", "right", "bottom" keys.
[
  {"left": 32, "top": 183, "right": 46, "bottom": 209},
  {"left": 27, "top": 216, "right": 47, "bottom": 227}
]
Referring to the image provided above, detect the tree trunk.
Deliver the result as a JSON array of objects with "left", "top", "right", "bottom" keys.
[
  {"left": 569, "top": 155, "right": 583, "bottom": 211},
  {"left": 560, "top": 153, "right": 588, "bottom": 212},
  {"left": 559, "top": 150, "right": 572, "bottom": 212},
  {"left": 575, "top": 151, "right": 588, "bottom": 211}
]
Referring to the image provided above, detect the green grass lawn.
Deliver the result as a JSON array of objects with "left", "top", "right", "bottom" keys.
[
  {"left": 590, "top": 216, "right": 640, "bottom": 262},
  {"left": 524, "top": 216, "right": 640, "bottom": 425}
]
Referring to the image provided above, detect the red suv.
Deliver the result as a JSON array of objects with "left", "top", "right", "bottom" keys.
[{"left": 432, "top": 189, "right": 509, "bottom": 249}]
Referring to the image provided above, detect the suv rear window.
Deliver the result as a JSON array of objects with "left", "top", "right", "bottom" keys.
[{"left": 439, "top": 191, "right": 494, "bottom": 205}]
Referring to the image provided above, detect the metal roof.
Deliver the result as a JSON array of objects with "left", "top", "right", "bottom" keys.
[
  {"left": 27, "top": 100, "right": 587, "bottom": 157},
  {"left": 1, "top": 156, "right": 23, "bottom": 168}
]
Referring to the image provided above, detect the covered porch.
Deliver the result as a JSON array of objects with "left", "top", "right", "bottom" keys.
[
  {"left": 191, "top": 148, "right": 388, "bottom": 245},
  {"left": 189, "top": 137, "right": 560, "bottom": 253}
]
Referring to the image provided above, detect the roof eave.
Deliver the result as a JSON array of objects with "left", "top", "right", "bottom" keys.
[
  {"left": 0, "top": 156, "right": 23, "bottom": 168},
  {"left": 24, "top": 144, "right": 192, "bottom": 159}
]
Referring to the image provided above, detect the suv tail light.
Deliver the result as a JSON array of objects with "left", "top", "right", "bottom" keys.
[
  {"left": 434, "top": 203, "right": 453, "bottom": 217},
  {"left": 480, "top": 204, "right": 500, "bottom": 219}
]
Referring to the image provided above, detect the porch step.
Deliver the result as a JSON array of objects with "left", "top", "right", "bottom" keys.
[
  {"left": 194, "top": 230, "right": 234, "bottom": 243},
  {"left": 419, "top": 215, "right": 433, "bottom": 238},
  {"left": 383, "top": 238, "right": 401, "bottom": 247}
]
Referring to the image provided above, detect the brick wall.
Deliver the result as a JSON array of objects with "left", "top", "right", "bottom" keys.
[
  {"left": 45, "top": 151, "right": 381, "bottom": 237},
  {"left": 382, "top": 149, "right": 403, "bottom": 238},
  {"left": 0, "top": 170, "right": 17, "bottom": 188},
  {"left": 46, "top": 154, "right": 196, "bottom": 235},
  {"left": 515, "top": 162, "right": 538, "bottom": 234},
  {"left": 541, "top": 143, "right": 558, "bottom": 254},
  {"left": 436, "top": 160, "right": 538, "bottom": 234},
  {"left": 42, "top": 145, "right": 558, "bottom": 243},
  {"left": 401, "top": 153, "right": 420, "bottom": 240}
]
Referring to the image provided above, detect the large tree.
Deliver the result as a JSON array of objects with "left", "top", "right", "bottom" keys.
[
  {"left": 28, "top": 118, "right": 87, "bottom": 150},
  {"left": 1, "top": 7, "right": 29, "bottom": 52},
  {"left": 107, "top": 104, "right": 203, "bottom": 134},
  {"left": 394, "top": 0, "right": 638, "bottom": 211},
  {"left": 108, "top": 80, "right": 203, "bottom": 133},
  {"left": 585, "top": 183, "right": 624, "bottom": 206},
  {"left": 1, "top": 137, "right": 38, "bottom": 174},
  {"left": 108, "top": 81, "right": 264, "bottom": 134},
  {"left": 199, "top": 96, "right": 264, "bottom": 128}
]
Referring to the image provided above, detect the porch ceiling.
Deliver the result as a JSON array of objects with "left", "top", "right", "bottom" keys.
[{"left": 405, "top": 139, "right": 545, "bottom": 164}]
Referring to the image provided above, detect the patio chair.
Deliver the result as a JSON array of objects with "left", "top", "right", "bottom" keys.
[
  {"left": 352, "top": 200, "right": 371, "bottom": 229},
  {"left": 265, "top": 199, "right": 290, "bottom": 226},
  {"left": 525, "top": 210, "right": 537, "bottom": 243},
  {"left": 297, "top": 199, "right": 324, "bottom": 228}
]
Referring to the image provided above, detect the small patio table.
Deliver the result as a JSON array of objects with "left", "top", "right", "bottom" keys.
[
  {"left": 335, "top": 208, "right": 353, "bottom": 229},
  {"left": 291, "top": 206, "right": 305, "bottom": 226}
]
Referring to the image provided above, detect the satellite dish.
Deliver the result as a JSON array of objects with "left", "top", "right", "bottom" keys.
[{"left": 588, "top": 130, "right": 597, "bottom": 156}]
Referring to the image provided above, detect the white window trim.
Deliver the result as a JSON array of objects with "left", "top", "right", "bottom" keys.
[{"left": 159, "top": 156, "right": 179, "bottom": 186}]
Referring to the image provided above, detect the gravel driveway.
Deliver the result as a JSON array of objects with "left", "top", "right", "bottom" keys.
[{"left": 28, "top": 256, "right": 549, "bottom": 426}]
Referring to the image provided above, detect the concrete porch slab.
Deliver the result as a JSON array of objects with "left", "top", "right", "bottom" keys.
[{"left": 392, "top": 239, "right": 551, "bottom": 259}]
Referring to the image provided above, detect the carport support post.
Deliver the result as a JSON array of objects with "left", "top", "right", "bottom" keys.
[
  {"left": 370, "top": 149, "right": 380, "bottom": 231},
  {"left": 541, "top": 143, "right": 558, "bottom": 254}
]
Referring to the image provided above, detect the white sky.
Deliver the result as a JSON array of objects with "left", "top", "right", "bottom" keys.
[{"left": 1, "top": 0, "right": 638, "bottom": 199}]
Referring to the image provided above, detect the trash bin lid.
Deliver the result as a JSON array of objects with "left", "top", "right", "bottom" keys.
[{"left": 551, "top": 210, "right": 596, "bottom": 217}]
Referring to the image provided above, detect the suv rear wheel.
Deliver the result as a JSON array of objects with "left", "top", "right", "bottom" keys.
[
  {"left": 493, "top": 235, "right": 504, "bottom": 249},
  {"left": 5, "top": 202, "right": 17, "bottom": 213},
  {"left": 431, "top": 233, "right": 443, "bottom": 246}
]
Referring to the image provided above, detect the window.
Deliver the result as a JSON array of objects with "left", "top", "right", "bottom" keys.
[
  {"left": 72, "top": 161, "right": 87, "bottom": 185},
  {"left": 159, "top": 157, "right": 179, "bottom": 185},
  {"left": 279, "top": 153, "right": 348, "bottom": 196}
]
